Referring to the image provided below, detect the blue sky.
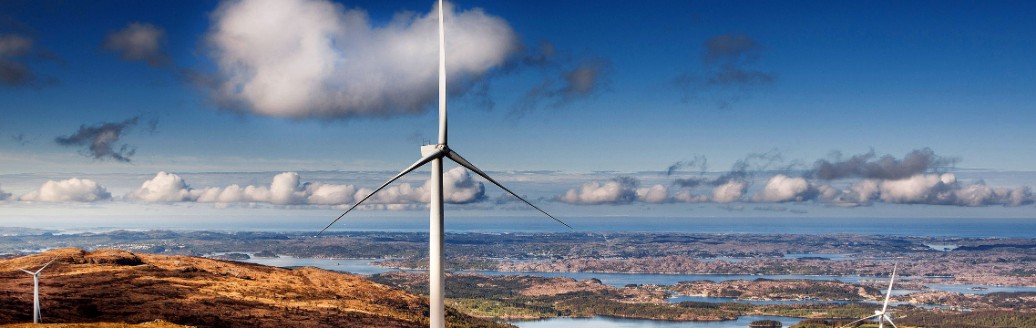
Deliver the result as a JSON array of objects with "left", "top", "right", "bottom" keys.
[{"left": 1, "top": 0, "right": 1034, "bottom": 227}]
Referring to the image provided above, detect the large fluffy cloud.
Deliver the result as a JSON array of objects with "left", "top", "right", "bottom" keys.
[
  {"left": 126, "top": 168, "right": 485, "bottom": 206},
  {"left": 206, "top": 0, "right": 518, "bottom": 119},
  {"left": 20, "top": 178, "right": 112, "bottom": 202}
]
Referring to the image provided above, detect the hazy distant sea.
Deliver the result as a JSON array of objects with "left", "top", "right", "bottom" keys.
[
  {"left": 272, "top": 216, "right": 1036, "bottom": 238},
  {"left": 50, "top": 216, "right": 1036, "bottom": 239}
]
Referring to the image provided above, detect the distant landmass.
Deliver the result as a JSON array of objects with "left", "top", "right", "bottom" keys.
[{"left": 0, "top": 249, "right": 510, "bottom": 327}]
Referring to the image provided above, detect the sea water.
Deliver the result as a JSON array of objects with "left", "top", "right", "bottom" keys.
[{"left": 512, "top": 315, "right": 804, "bottom": 328}]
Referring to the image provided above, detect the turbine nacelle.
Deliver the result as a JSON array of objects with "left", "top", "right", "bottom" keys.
[{"left": 421, "top": 144, "right": 447, "bottom": 157}]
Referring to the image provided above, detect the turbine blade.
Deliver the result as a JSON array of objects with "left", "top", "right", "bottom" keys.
[
  {"left": 885, "top": 316, "right": 899, "bottom": 328},
  {"left": 882, "top": 262, "right": 897, "bottom": 314},
  {"left": 445, "top": 150, "right": 572, "bottom": 230},
  {"left": 437, "top": 0, "right": 447, "bottom": 144},
  {"left": 34, "top": 259, "right": 56, "bottom": 274},
  {"left": 317, "top": 149, "right": 447, "bottom": 236},
  {"left": 5, "top": 263, "right": 34, "bottom": 275},
  {"left": 838, "top": 314, "right": 880, "bottom": 328}
]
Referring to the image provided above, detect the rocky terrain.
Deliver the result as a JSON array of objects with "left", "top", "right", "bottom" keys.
[
  {"left": 0, "top": 249, "right": 510, "bottom": 327},
  {"left": 1, "top": 230, "right": 1034, "bottom": 326},
  {"left": 0, "top": 320, "right": 188, "bottom": 328},
  {"left": 667, "top": 279, "right": 882, "bottom": 301}
]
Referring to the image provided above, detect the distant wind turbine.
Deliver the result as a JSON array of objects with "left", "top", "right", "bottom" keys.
[
  {"left": 317, "top": 1, "right": 571, "bottom": 327},
  {"left": 8, "top": 259, "right": 56, "bottom": 324},
  {"left": 841, "top": 263, "right": 899, "bottom": 328}
]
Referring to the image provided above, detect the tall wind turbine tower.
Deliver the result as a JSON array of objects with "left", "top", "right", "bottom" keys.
[
  {"left": 841, "top": 263, "right": 900, "bottom": 328},
  {"left": 318, "top": 1, "right": 571, "bottom": 327},
  {"left": 9, "top": 259, "right": 56, "bottom": 324}
]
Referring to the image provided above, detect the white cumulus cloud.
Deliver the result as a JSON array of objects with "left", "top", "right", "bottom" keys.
[
  {"left": 711, "top": 180, "right": 747, "bottom": 203},
  {"left": 879, "top": 173, "right": 956, "bottom": 204},
  {"left": 636, "top": 184, "right": 670, "bottom": 204},
  {"left": 847, "top": 179, "right": 880, "bottom": 203},
  {"left": 20, "top": 178, "right": 112, "bottom": 202},
  {"left": 753, "top": 175, "right": 813, "bottom": 202},
  {"left": 442, "top": 166, "right": 486, "bottom": 204},
  {"left": 558, "top": 178, "right": 639, "bottom": 205},
  {"left": 673, "top": 189, "right": 708, "bottom": 203},
  {"left": 206, "top": 0, "right": 518, "bottom": 119},
  {"left": 125, "top": 171, "right": 193, "bottom": 202},
  {"left": 357, "top": 167, "right": 486, "bottom": 205},
  {"left": 304, "top": 182, "right": 358, "bottom": 205},
  {"left": 558, "top": 177, "right": 672, "bottom": 205}
]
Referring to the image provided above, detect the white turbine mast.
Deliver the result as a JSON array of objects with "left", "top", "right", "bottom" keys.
[
  {"left": 317, "top": 1, "right": 571, "bottom": 327},
  {"left": 841, "top": 263, "right": 899, "bottom": 328},
  {"left": 7, "top": 259, "right": 56, "bottom": 324}
]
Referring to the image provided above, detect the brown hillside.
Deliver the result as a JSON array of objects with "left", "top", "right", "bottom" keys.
[
  {"left": 0, "top": 249, "right": 511, "bottom": 328},
  {"left": 0, "top": 319, "right": 190, "bottom": 327}
]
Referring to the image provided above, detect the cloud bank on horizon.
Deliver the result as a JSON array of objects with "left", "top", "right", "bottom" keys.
[
  {"left": 119, "top": 168, "right": 484, "bottom": 207},
  {"left": 558, "top": 149, "right": 1034, "bottom": 208},
  {"left": 1, "top": 149, "right": 1032, "bottom": 210}
]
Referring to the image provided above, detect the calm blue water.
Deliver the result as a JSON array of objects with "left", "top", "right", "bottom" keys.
[
  {"left": 783, "top": 253, "right": 853, "bottom": 261},
  {"left": 668, "top": 295, "right": 852, "bottom": 305},
  {"left": 512, "top": 315, "right": 804, "bottom": 328},
  {"left": 208, "top": 253, "right": 399, "bottom": 275},
  {"left": 922, "top": 284, "right": 1036, "bottom": 294}
]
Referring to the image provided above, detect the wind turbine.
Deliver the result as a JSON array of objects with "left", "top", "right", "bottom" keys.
[
  {"left": 317, "top": 1, "right": 571, "bottom": 327},
  {"left": 841, "top": 263, "right": 899, "bottom": 328},
  {"left": 8, "top": 259, "right": 56, "bottom": 324}
]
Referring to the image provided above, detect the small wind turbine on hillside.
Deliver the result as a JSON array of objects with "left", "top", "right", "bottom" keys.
[
  {"left": 7, "top": 259, "right": 56, "bottom": 324},
  {"left": 841, "top": 263, "right": 899, "bottom": 328},
  {"left": 317, "top": 1, "right": 571, "bottom": 327}
]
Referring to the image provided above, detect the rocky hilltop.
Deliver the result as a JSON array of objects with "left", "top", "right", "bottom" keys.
[{"left": 0, "top": 249, "right": 510, "bottom": 328}]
